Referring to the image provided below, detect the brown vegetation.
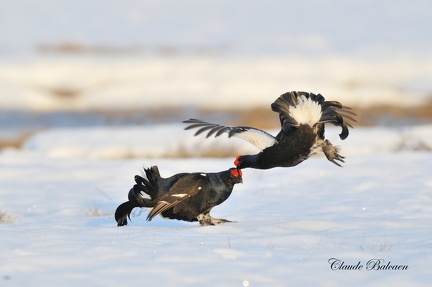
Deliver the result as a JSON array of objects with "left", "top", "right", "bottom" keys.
[
  {"left": 37, "top": 42, "right": 226, "bottom": 57},
  {"left": 1, "top": 100, "right": 431, "bottom": 155},
  {"left": 38, "top": 42, "right": 142, "bottom": 55},
  {"left": 0, "top": 132, "right": 35, "bottom": 150},
  {"left": 201, "top": 100, "right": 432, "bottom": 129},
  {"left": 0, "top": 210, "right": 16, "bottom": 224},
  {"left": 353, "top": 99, "right": 432, "bottom": 126},
  {"left": 86, "top": 207, "right": 113, "bottom": 217}
]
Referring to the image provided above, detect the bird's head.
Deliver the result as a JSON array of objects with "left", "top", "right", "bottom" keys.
[
  {"left": 234, "top": 155, "right": 247, "bottom": 169},
  {"left": 229, "top": 167, "right": 243, "bottom": 184}
]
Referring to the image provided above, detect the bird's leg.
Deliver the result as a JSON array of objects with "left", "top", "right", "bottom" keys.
[
  {"left": 197, "top": 213, "right": 235, "bottom": 226},
  {"left": 322, "top": 139, "right": 345, "bottom": 167}
]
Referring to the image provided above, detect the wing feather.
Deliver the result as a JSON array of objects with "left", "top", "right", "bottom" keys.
[
  {"left": 183, "top": 119, "right": 277, "bottom": 150},
  {"left": 146, "top": 174, "right": 205, "bottom": 221}
]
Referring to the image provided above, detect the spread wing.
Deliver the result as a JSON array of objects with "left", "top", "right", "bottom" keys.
[
  {"left": 146, "top": 174, "right": 205, "bottom": 221},
  {"left": 183, "top": 119, "right": 278, "bottom": 151}
]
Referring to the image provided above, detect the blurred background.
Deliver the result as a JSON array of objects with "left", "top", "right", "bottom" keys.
[{"left": 1, "top": 0, "right": 431, "bottom": 150}]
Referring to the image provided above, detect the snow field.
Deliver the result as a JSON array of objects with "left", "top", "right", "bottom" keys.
[
  {"left": 1, "top": 0, "right": 431, "bottom": 285},
  {"left": 1, "top": 124, "right": 431, "bottom": 286},
  {"left": 0, "top": 55, "right": 431, "bottom": 111}
]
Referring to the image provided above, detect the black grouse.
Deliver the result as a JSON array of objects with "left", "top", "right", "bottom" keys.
[
  {"left": 115, "top": 166, "right": 242, "bottom": 226},
  {"left": 183, "top": 91, "right": 356, "bottom": 169}
]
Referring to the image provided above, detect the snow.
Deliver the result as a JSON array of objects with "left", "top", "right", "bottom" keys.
[
  {"left": 20, "top": 124, "right": 432, "bottom": 159},
  {"left": 1, "top": 124, "right": 432, "bottom": 286},
  {"left": 1, "top": 0, "right": 432, "bottom": 111},
  {"left": 2, "top": 0, "right": 431, "bottom": 56},
  {"left": 0, "top": 56, "right": 431, "bottom": 111},
  {"left": 1, "top": 1, "right": 432, "bottom": 285}
]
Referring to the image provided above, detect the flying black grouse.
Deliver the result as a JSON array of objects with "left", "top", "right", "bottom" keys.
[
  {"left": 183, "top": 91, "right": 356, "bottom": 169},
  {"left": 115, "top": 166, "right": 242, "bottom": 226}
]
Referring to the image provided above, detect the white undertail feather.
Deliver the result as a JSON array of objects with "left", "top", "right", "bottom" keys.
[{"left": 289, "top": 95, "right": 322, "bottom": 126}]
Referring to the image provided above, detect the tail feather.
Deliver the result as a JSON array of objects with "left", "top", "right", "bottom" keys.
[
  {"left": 308, "top": 92, "right": 326, "bottom": 104},
  {"left": 134, "top": 175, "right": 156, "bottom": 198},
  {"left": 272, "top": 91, "right": 356, "bottom": 140},
  {"left": 134, "top": 166, "right": 161, "bottom": 199},
  {"left": 129, "top": 185, "right": 152, "bottom": 207},
  {"left": 144, "top": 166, "right": 160, "bottom": 186},
  {"left": 115, "top": 199, "right": 140, "bottom": 226},
  {"left": 337, "top": 107, "right": 357, "bottom": 127},
  {"left": 115, "top": 197, "right": 155, "bottom": 226},
  {"left": 272, "top": 91, "right": 323, "bottom": 127},
  {"left": 320, "top": 101, "right": 356, "bottom": 140},
  {"left": 115, "top": 166, "right": 162, "bottom": 226}
]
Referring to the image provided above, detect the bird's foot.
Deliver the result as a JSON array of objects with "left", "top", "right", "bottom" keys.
[
  {"left": 197, "top": 214, "right": 235, "bottom": 226},
  {"left": 322, "top": 140, "right": 345, "bottom": 167}
]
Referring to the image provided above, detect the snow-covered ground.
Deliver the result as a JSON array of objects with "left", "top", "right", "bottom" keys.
[
  {"left": 19, "top": 123, "right": 432, "bottom": 159},
  {"left": 1, "top": 1, "right": 432, "bottom": 285},
  {"left": 1, "top": 55, "right": 431, "bottom": 111},
  {"left": 1, "top": 0, "right": 432, "bottom": 111},
  {"left": 1, "top": 124, "right": 431, "bottom": 286}
]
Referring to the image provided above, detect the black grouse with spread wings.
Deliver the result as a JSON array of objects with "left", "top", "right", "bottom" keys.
[{"left": 183, "top": 91, "right": 356, "bottom": 169}]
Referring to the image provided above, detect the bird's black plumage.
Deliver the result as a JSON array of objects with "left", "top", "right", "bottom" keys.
[
  {"left": 114, "top": 166, "right": 242, "bottom": 226},
  {"left": 183, "top": 91, "right": 356, "bottom": 169}
]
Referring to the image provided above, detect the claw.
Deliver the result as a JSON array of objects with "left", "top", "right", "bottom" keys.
[
  {"left": 197, "top": 213, "right": 235, "bottom": 226},
  {"left": 322, "top": 140, "right": 345, "bottom": 167}
]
